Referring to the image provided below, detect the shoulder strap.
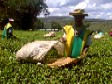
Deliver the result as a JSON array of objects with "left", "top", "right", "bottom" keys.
[{"left": 63, "top": 25, "right": 74, "bottom": 57}]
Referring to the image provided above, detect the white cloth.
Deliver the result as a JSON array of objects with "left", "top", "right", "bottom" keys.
[
  {"left": 16, "top": 41, "right": 64, "bottom": 63},
  {"left": 94, "top": 34, "right": 104, "bottom": 39}
]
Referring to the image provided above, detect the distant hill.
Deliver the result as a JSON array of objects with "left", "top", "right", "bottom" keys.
[
  {"left": 38, "top": 16, "right": 112, "bottom": 32},
  {"left": 39, "top": 16, "right": 108, "bottom": 22}
]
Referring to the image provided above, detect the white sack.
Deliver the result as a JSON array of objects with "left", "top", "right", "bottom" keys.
[
  {"left": 16, "top": 41, "right": 64, "bottom": 63},
  {"left": 94, "top": 34, "right": 103, "bottom": 39}
]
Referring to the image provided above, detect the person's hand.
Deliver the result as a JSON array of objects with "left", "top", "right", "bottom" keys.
[
  {"left": 82, "top": 47, "right": 89, "bottom": 55},
  {"left": 82, "top": 51, "right": 86, "bottom": 55},
  {"left": 60, "top": 37, "right": 67, "bottom": 42}
]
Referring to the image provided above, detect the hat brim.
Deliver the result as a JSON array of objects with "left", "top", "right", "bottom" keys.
[{"left": 69, "top": 13, "right": 88, "bottom": 16}]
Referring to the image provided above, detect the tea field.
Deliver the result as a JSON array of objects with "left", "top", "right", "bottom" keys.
[{"left": 0, "top": 30, "right": 112, "bottom": 84}]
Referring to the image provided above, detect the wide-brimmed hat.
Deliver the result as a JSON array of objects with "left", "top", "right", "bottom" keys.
[{"left": 69, "top": 9, "right": 88, "bottom": 16}]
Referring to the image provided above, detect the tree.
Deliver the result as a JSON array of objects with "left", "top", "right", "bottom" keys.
[
  {"left": 0, "top": 0, "right": 49, "bottom": 30},
  {"left": 44, "top": 9, "right": 50, "bottom": 18},
  {"left": 33, "top": 19, "right": 44, "bottom": 30},
  {"left": 51, "top": 21, "right": 62, "bottom": 31}
]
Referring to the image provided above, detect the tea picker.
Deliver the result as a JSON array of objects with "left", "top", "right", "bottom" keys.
[
  {"left": 47, "top": 9, "right": 93, "bottom": 68},
  {"left": 2, "top": 18, "right": 14, "bottom": 40}
]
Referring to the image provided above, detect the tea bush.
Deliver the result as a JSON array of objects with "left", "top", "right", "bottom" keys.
[{"left": 0, "top": 30, "right": 112, "bottom": 84}]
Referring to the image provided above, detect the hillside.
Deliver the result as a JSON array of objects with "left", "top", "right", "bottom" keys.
[
  {"left": 38, "top": 16, "right": 112, "bottom": 32},
  {"left": 39, "top": 16, "right": 108, "bottom": 22}
]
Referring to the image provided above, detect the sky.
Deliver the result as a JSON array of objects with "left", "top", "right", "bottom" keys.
[{"left": 40, "top": 0, "right": 112, "bottom": 20}]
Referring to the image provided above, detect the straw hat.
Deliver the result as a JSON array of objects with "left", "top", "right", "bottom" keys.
[{"left": 69, "top": 9, "right": 88, "bottom": 16}]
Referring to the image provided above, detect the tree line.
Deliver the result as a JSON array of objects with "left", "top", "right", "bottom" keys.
[{"left": 0, "top": 0, "right": 49, "bottom": 30}]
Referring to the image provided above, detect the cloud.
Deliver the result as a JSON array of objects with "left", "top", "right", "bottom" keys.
[
  {"left": 101, "top": 3, "right": 112, "bottom": 9},
  {"left": 61, "top": 0, "right": 82, "bottom": 7},
  {"left": 46, "top": 0, "right": 69, "bottom": 8},
  {"left": 74, "top": 1, "right": 88, "bottom": 9},
  {"left": 40, "top": 0, "right": 112, "bottom": 20}
]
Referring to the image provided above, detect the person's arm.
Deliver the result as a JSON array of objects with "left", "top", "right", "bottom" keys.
[
  {"left": 60, "top": 29, "right": 67, "bottom": 42},
  {"left": 7, "top": 27, "right": 13, "bottom": 38},
  {"left": 60, "top": 33, "right": 67, "bottom": 42},
  {"left": 82, "top": 35, "right": 92, "bottom": 55}
]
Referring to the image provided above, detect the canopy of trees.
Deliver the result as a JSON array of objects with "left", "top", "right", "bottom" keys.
[
  {"left": 51, "top": 21, "right": 62, "bottom": 31},
  {"left": 0, "top": 0, "right": 49, "bottom": 30}
]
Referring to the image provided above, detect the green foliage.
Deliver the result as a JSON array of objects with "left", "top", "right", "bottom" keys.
[
  {"left": 40, "top": 16, "right": 112, "bottom": 32},
  {"left": 0, "top": 29, "right": 112, "bottom": 84},
  {"left": 84, "top": 21, "right": 91, "bottom": 28},
  {"left": 88, "top": 21, "right": 112, "bottom": 32},
  {"left": 33, "top": 19, "right": 44, "bottom": 30},
  {"left": 51, "top": 21, "right": 62, "bottom": 31},
  {"left": 0, "top": 0, "right": 48, "bottom": 30}
]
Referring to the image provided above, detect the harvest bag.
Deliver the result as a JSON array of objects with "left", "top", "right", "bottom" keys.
[
  {"left": 71, "top": 29, "right": 91, "bottom": 58},
  {"left": 16, "top": 41, "right": 64, "bottom": 63}
]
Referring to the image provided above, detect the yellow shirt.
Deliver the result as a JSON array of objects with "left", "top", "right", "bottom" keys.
[{"left": 5, "top": 23, "right": 12, "bottom": 29}]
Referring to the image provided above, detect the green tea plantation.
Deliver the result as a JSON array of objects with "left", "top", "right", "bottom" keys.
[{"left": 0, "top": 30, "right": 112, "bottom": 84}]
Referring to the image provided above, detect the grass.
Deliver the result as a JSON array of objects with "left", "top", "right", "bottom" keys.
[{"left": 0, "top": 30, "right": 112, "bottom": 84}]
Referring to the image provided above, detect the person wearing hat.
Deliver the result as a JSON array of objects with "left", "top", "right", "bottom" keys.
[
  {"left": 47, "top": 9, "right": 92, "bottom": 68},
  {"left": 62, "top": 9, "right": 92, "bottom": 57},
  {"left": 2, "top": 18, "right": 14, "bottom": 39}
]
